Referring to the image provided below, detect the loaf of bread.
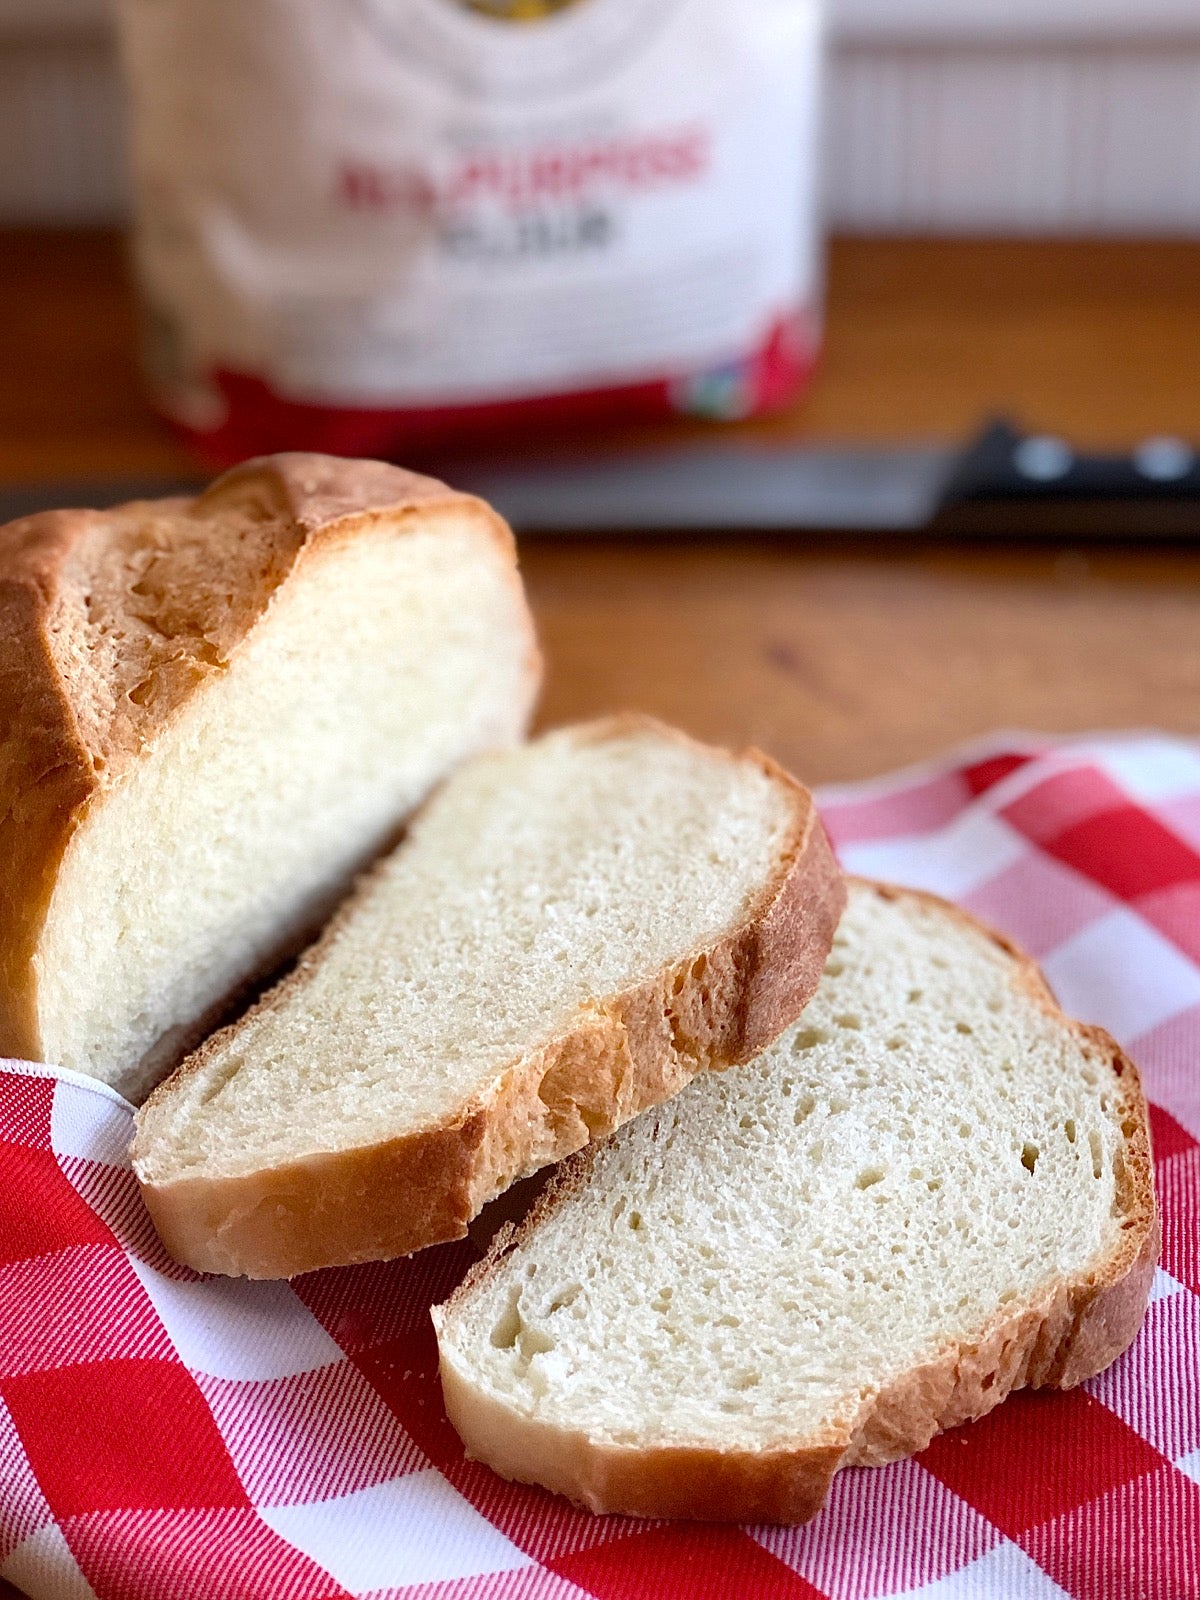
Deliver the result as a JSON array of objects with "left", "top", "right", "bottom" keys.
[
  {"left": 132, "top": 718, "right": 844, "bottom": 1277},
  {"left": 0, "top": 454, "right": 539, "bottom": 1101},
  {"left": 434, "top": 879, "right": 1158, "bottom": 1524}
]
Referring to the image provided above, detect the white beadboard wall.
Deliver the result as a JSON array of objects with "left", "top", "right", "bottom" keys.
[
  {"left": 827, "top": 44, "right": 1200, "bottom": 233},
  {"left": 0, "top": 32, "right": 126, "bottom": 221},
  {"left": 1, "top": 0, "right": 1199, "bottom": 231}
]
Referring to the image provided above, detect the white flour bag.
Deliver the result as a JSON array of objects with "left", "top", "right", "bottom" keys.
[{"left": 116, "top": 0, "right": 824, "bottom": 462}]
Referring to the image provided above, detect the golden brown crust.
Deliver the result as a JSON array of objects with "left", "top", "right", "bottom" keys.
[
  {"left": 134, "top": 719, "right": 845, "bottom": 1278},
  {"left": 0, "top": 453, "right": 532, "bottom": 1069},
  {"left": 434, "top": 879, "right": 1159, "bottom": 1524},
  {"left": 437, "top": 1355, "right": 846, "bottom": 1522}
]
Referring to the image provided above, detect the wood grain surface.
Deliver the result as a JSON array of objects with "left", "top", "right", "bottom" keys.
[
  {"left": 527, "top": 541, "right": 1200, "bottom": 782},
  {"left": 0, "top": 227, "right": 1199, "bottom": 1594}
]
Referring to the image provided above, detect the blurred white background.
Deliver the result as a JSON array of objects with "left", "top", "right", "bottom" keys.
[{"left": 1, "top": 0, "right": 1199, "bottom": 231}]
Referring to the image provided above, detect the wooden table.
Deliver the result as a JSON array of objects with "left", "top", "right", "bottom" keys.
[
  {"left": 0, "top": 231, "right": 1198, "bottom": 1595},
  {"left": 3, "top": 230, "right": 1200, "bottom": 788}
]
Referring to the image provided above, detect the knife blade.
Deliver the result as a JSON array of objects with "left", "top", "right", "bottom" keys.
[{"left": 451, "top": 441, "right": 955, "bottom": 533}]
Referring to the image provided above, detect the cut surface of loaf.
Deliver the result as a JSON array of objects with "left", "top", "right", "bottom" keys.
[
  {"left": 434, "top": 880, "right": 1158, "bottom": 1525},
  {"left": 133, "top": 718, "right": 844, "bottom": 1278},
  {"left": 0, "top": 454, "right": 539, "bottom": 1101}
]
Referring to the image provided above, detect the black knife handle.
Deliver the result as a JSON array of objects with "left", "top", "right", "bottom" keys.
[{"left": 932, "top": 419, "right": 1200, "bottom": 538}]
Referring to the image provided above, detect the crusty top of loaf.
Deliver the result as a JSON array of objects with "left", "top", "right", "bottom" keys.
[
  {"left": 1, "top": 454, "right": 502, "bottom": 786},
  {"left": 0, "top": 453, "right": 520, "bottom": 1061}
]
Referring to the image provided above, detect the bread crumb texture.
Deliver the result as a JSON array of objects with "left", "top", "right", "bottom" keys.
[
  {"left": 136, "top": 722, "right": 803, "bottom": 1181},
  {"left": 435, "top": 881, "right": 1154, "bottom": 1514}
]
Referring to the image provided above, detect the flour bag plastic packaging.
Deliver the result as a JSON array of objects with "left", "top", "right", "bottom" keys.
[{"left": 116, "top": 0, "right": 824, "bottom": 463}]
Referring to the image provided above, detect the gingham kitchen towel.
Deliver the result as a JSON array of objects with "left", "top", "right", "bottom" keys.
[{"left": 1, "top": 732, "right": 1198, "bottom": 1600}]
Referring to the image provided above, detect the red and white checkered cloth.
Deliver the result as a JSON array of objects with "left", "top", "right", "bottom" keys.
[{"left": 2, "top": 732, "right": 1198, "bottom": 1600}]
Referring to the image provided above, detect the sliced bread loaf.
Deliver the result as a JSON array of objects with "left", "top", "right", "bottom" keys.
[
  {"left": 133, "top": 718, "right": 844, "bottom": 1278},
  {"left": 433, "top": 880, "right": 1158, "bottom": 1524},
  {"left": 0, "top": 454, "right": 538, "bottom": 1101}
]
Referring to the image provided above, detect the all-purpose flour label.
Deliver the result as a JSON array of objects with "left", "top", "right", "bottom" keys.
[{"left": 117, "top": 0, "right": 824, "bottom": 456}]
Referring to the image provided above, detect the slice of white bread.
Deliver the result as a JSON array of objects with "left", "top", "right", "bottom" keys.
[
  {"left": 133, "top": 718, "right": 844, "bottom": 1279},
  {"left": 433, "top": 879, "right": 1158, "bottom": 1525},
  {"left": 0, "top": 454, "right": 539, "bottom": 1102}
]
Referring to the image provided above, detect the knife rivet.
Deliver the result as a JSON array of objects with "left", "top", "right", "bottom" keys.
[
  {"left": 1014, "top": 436, "right": 1073, "bottom": 481},
  {"left": 1133, "top": 437, "right": 1194, "bottom": 481}
]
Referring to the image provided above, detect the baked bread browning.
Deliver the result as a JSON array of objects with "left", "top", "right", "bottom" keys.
[
  {"left": 132, "top": 718, "right": 845, "bottom": 1278},
  {"left": 0, "top": 454, "right": 540, "bottom": 1100},
  {"left": 433, "top": 880, "right": 1158, "bottom": 1524}
]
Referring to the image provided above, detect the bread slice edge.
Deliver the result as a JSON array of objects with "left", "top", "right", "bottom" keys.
[
  {"left": 133, "top": 717, "right": 846, "bottom": 1278},
  {"left": 432, "top": 879, "right": 1159, "bottom": 1524}
]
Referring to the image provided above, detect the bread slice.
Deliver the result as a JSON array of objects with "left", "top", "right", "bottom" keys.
[
  {"left": 433, "top": 879, "right": 1158, "bottom": 1525},
  {"left": 132, "top": 718, "right": 843, "bottom": 1279},
  {"left": 0, "top": 454, "right": 539, "bottom": 1101}
]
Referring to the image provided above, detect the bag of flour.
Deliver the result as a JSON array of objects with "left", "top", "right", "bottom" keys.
[{"left": 116, "top": 0, "right": 824, "bottom": 462}]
